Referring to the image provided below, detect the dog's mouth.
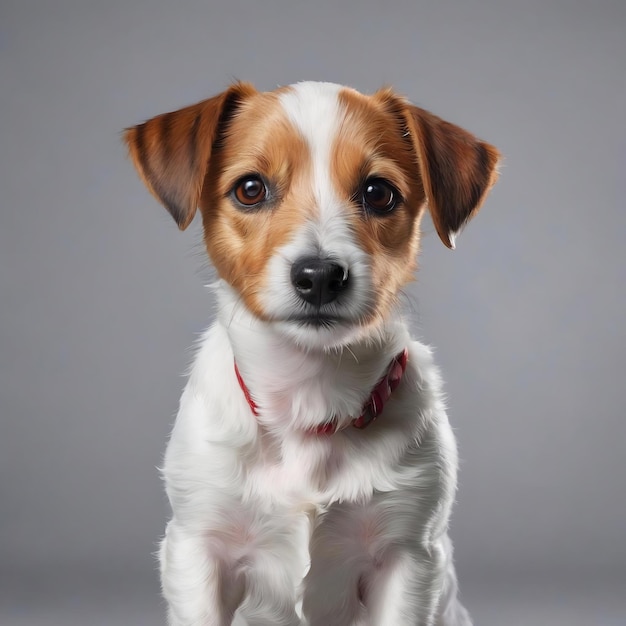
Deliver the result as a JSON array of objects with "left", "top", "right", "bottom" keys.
[
  {"left": 287, "top": 314, "right": 344, "bottom": 328},
  {"left": 280, "top": 302, "right": 376, "bottom": 331},
  {"left": 265, "top": 306, "right": 378, "bottom": 350}
]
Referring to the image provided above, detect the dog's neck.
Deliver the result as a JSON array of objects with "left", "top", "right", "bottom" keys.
[{"left": 216, "top": 283, "right": 409, "bottom": 432}]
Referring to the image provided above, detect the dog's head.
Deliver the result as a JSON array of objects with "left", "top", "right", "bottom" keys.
[{"left": 125, "top": 82, "right": 499, "bottom": 349}]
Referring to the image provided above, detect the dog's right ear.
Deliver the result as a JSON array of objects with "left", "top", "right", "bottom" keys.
[{"left": 123, "top": 82, "right": 256, "bottom": 230}]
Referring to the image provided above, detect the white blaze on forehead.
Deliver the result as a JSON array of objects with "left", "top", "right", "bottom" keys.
[
  {"left": 279, "top": 82, "right": 344, "bottom": 222},
  {"left": 261, "top": 83, "right": 374, "bottom": 345}
]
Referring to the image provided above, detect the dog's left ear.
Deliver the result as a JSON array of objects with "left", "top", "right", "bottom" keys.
[
  {"left": 404, "top": 105, "right": 500, "bottom": 249},
  {"left": 124, "top": 82, "right": 256, "bottom": 230}
]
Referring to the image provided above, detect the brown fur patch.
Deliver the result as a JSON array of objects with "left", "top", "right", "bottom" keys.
[
  {"left": 333, "top": 87, "right": 426, "bottom": 325},
  {"left": 199, "top": 89, "right": 314, "bottom": 318}
]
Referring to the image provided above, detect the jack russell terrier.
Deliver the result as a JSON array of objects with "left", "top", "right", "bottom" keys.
[{"left": 124, "top": 80, "right": 499, "bottom": 626}]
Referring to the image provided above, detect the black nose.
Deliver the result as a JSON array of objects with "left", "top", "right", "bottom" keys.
[{"left": 290, "top": 258, "right": 349, "bottom": 307}]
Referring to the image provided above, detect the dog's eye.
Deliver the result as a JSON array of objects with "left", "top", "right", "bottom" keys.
[
  {"left": 233, "top": 176, "right": 267, "bottom": 206},
  {"left": 362, "top": 178, "right": 399, "bottom": 214}
]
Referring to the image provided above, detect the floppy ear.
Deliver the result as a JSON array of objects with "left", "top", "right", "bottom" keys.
[
  {"left": 404, "top": 105, "right": 500, "bottom": 249},
  {"left": 123, "top": 82, "right": 256, "bottom": 230}
]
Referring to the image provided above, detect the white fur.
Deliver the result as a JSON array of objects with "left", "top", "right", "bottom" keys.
[{"left": 158, "top": 82, "right": 473, "bottom": 626}]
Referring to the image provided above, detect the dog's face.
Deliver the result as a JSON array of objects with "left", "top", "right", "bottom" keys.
[{"left": 125, "top": 82, "right": 499, "bottom": 349}]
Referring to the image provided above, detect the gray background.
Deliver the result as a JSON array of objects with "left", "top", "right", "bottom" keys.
[{"left": 1, "top": 0, "right": 625, "bottom": 624}]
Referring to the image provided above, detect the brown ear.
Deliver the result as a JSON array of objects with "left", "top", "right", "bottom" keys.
[
  {"left": 405, "top": 105, "right": 500, "bottom": 248},
  {"left": 123, "top": 82, "right": 256, "bottom": 230}
]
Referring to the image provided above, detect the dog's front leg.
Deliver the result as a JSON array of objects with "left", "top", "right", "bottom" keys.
[
  {"left": 303, "top": 486, "right": 454, "bottom": 626},
  {"left": 303, "top": 524, "right": 446, "bottom": 626},
  {"left": 161, "top": 516, "right": 308, "bottom": 626},
  {"left": 368, "top": 534, "right": 473, "bottom": 626},
  {"left": 160, "top": 521, "right": 246, "bottom": 626},
  {"left": 366, "top": 540, "right": 447, "bottom": 626}
]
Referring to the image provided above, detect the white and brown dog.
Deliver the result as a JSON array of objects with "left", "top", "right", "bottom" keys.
[{"left": 125, "top": 81, "right": 499, "bottom": 626}]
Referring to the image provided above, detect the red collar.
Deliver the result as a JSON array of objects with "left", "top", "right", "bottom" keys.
[{"left": 234, "top": 348, "right": 408, "bottom": 435}]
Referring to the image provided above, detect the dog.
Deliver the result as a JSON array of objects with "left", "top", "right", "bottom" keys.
[{"left": 124, "top": 81, "right": 499, "bottom": 626}]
